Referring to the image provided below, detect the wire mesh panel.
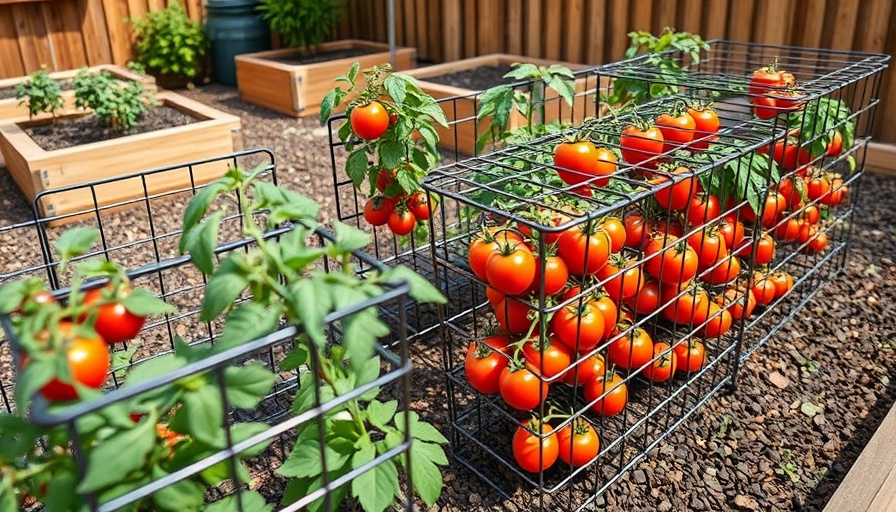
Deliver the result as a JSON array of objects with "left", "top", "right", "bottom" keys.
[
  {"left": 421, "top": 41, "right": 889, "bottom": 510},
  {"left": 0, "top": 150, "right": 420, "bottom": 511}
]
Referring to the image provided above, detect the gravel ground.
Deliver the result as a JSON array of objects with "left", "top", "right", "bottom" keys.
[{"left": 1, "top": 84, "right": 894, "bottom": 511}]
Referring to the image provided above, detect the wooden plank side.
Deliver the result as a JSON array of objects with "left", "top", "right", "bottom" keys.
[
  {"left": 823, "top": 402, "right": 896, "bottom": 512},
  {"left": 873, "top": 4, "right": 896, "bottom": 143},
  {"left": 585, "top": 0, "right": 606, "bottom": 64},
  {"left": 607, "top": 0, "right": 629, "bottom": 61},
  {"left": 543, "top": 1, "right": 562, "bottom": 60},
  {"left": 126, "top": 0, "right": 147, "bottom": 30},
  {"left": 654, "top": 0, "right": 676, "bottom": 33},
  {"left": 183, "top": 0, "right": 202, "bottom": 24},
  {"left": 426, "top": 0, "right": 441, "bottom": 61},
  {"left": 11, "top": 3, "right": 54, "bottom": 71},
  {"left": 678, "top": 0, "right": 702, "bottom": 36},
  {"left": 702, "top": 0, "right": 728, "bottom": 42},
  {"left": 524, "top": 0, "right": 543, "bottom": 58},
  {"left": 441, "top": 0, "right": 461, "bottom": 62},
  {"left": 477, "top": 0, "right": 502, "bottom": 55},
  {"left": 104, "top": 0, "right": 134, "bottom": 65},
  {"left": 792, "top": 0, "right": 825, "bottom": 49},
  {"left": 462, "top": 0, "right": 476, "bottom": 57},
  {"left": 0, "top": 7, "right": 25, "bottom": 79},
  {"left": 854, "top": 0, "right": 893, "bottom": 53},
  {"left": 563, "top": 0, "right": 584, "bottom": 63},
  {"left": 505, "top": 0, "right": 522, "bottom": 55},
  {"left": 829, "top": 0, "right": 861, "bottom": 51},
  {"left": 754, "top": 0, "right": 793, "bottom": 46},
  {"left": 627, "top": 0, "right": 651, "bottom": 32},
  {"left": 726, "top": 0, "right": 755, "bottom": 42},
  {"left": 79, "top": 0, "right": 113, "bottom": 66}
]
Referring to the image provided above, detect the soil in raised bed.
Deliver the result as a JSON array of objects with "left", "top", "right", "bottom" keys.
[
  {"left": 421, "top": 64, "right": 521, "bottom": 91},
  {"left": 269, "top": 48, "right": 372, "bottom": 66},
  {"left": 24, "top": 105, "right": 197, "bottom": 151}
]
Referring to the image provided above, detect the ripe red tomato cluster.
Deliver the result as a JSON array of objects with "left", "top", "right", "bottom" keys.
[
  {"left": 512, "top": 416, "right": 601, "bottom": 472},
  {"left": 551, "top": 105, "right": 720, "bottom": 191},
  {"left": 13, "top": 280, "right": 150, "bottom": 402},
  {"left": 749, "top": 62, "right": 805, "bottom": 120},
  {"left": 767, "top": 167, "right": 846, "bottom": 255},
  {"left": 363, "top": 170, "right": 432, "bottom": 236}
]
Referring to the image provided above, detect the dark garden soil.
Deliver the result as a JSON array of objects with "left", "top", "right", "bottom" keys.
[
  {"left": 1, "top": 83, "right": 895, "bottom": 512},
  {"left": 269, "top": 48, "right": 372, "bottom": 66},
  {"left": 421, "top": 64, "right": 520, "bottom": 91},
  {"left": 24, "top": 105, "right": 196, "bottom": 151}
]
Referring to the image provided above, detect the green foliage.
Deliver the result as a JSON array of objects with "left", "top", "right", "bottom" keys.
[
  {"left": 257, "top": 0, "right": 344, "bottom": 51},
  {"left": 72, "top": 69, "right": 154, "bottom": 130},
  {"left": 476, "top": 62, "right": 577, "bottom": 153},
  {"left": 605, "top": 27, "right": 710, "bottom": 106},
  {"left": 788, "top": 96, "right": 857, "bottom": 171},
  {"left": 15, "top": 69, "right": 65, "bottom": 119},
  {"left": 131, "top": 1, "right": 207, "bottom": 80},
  {"left": 322, "top": 63, "right": 447, "bottom": 199}
]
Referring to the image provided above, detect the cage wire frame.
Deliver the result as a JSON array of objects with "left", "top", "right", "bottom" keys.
[
  {"left": 416, "top": 40, "right": 889, "bottom": 510},
  {"left": 0, "top": 149, "right": 419, "bottom": 512},
  {"left": 327, "top": 65, "right": 612, "bottom": 366}
]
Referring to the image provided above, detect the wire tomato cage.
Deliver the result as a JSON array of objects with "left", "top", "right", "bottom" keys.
[
  {"left": 0, "top": 149, "right": 417, "bottom": 512},
  {"left": 418, "top": 41, "right": 889, "bottom": 509}
]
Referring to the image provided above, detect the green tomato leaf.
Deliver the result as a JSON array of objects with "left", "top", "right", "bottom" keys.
[
  {"left": 378, "top": 140, "right": 407, "bottom": 171},
  {"left": 181, "top": 384, "right": 226, "bottom": 448},
  {"left": 230, "top": 421, "right": 273, "bottom": 458},
  {"left": 214, "top": 301, "right": 281, "bottom": 353},
  {"left": 121, "top": 286, "right": 175, "bottom": 316},
  {"left": 277, "top": 424, "right": 352, "bottom": 479},
  {"left": 320, "top": 89, "right": 337, "bottom": 125},
  {"left": 345, "top": 148, "right": 370, "bottom": 189},
  {"left": 384, "top": 74, "right": 407, "bottom": 105},
  {"left": 15, "top": 358, "right": 55, "bottom": 411},
  {"left": 182, "top": 210, "right": 223, "bottom": 275},
  {"left": 289, "top": 279, "right": 330, "bottom": 349},
  {"left": 342, "top": 309, "right": 386, "bottom": 372},
  {"left": 125, "top": 353, "right": 187, "bottom": 387},
  {"left": 409, "top": 441, "right": 447, "bottom": 507},
  {"left": 182, "top": 177, "right": 232, "bottom": 239},
  {"left": 280, "top": 343, "right": 309, "bottom": 372},
  {"left": 366, "top": 400, "right": 398, "bottom": 431},
  {"left": 385, "top": 265, "right": 447, "bottom": 304},
  {"left": 0, "top": 414, "right": 40, "bottom": 460},
  {"left": 330, "top": 220, "right": 372, "bottom": 255},
  {"left": 406, "top": 411, "right": 449, "bottom": 445},
  {"left": 204, "top": 490, "right": 273, "bottom": 512},
  {"left": 43, "top": 471, "right": 78, "bottom": 511},
  {"left": 223, "top": 362, "right": 275, "bottom": 410},
  {"left": 279, "top": 226, "right": 326, "bottom": 270},
  {"left": 352, "top": 445, "right": 399, "bottom": 512},
  {"left": 77, "top": 414, "right": 157, "bottom": 492},
  {"left": 199, "top": 253, "right": 250, "bottom": 322},
  {"left": 55, "top": 226, "right": 99, "bottom": 264},
  {"left": 151, "top": 466, "right": 206, "bottom": 512}
]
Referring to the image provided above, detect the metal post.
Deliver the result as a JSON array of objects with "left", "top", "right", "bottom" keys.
[{"left": 388, "top": 0, "right": 396, "bottom": 68}]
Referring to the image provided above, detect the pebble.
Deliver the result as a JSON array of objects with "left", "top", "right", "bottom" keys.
[
  {"left": 632, "top": 469, "right": 647, "bottom": 485},
  {"left": 734, "top": 494, "right": 760, "bottom": 510}
]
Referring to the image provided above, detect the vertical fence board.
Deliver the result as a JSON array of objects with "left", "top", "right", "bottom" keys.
[
  {"left": 726, "top": 0, "right": 754, "bottom": 42},
  {"left": 655, "top": 0, "right": 677, "bottom": 32},
  {"left": 80, "top": 0, "right": 113, "bottom": 66},
  {"left": 678, "top": 0, "right": 703, "bottom": 35},
  {"left": 792, "top": 0, "right": 824, "bottom": 49},
  {"left": 563, "top": 0, "right": 585, "bottom": 63},
  {"left": 608, "top": 0, "right": 630, "bottom": 61},
  {"left": 0, "top": 7, "right": 26, "bottom": 78},
  {"left": 506, "top": 0, "right": 523, "bottom": 55},
  {"left": 829, "top": 0, "right": 860, "bottom": 51},
  {"left": 184, "top": 0, "right": 202, "bottom": 24},
  {"left": 544, "top": 2, "right": 563, "bottom": 60},
  {"left": 427, "top": 0, "right": 442, "bottom": 61},
  {"left": 754, "top": 0, "right": 793, "bottom": 46},
  {"left": 628, "top": 0, "right": 652, "bottom": 32},
  {"left": 702, "top": 0, "right": 728, "bottom": 41},
  {"left": 41, "top": 1, "right": 89, "bottom": 71},
  {"left": 442, "top": 0, "right": 461, "bottom": 62},
  {"left": 854, "top": 0, "right": 893, "bottom": 53},
  {"left": 477, "top": 0, "right": 502, "bottom": 55},
  {"left": 462, "top": 0, "right": 476, "bottom": 57},
  {"left": 524, "top": 0, "right": 543, "bottom": 58},
  {"left": 585, "top": 0, "right": 607, "bottom": 63},
  {"left": 12, "top": 3, "right": 54, "bottom": 71},
  {"left": 104, "top": 0, "right": 133, "bottom": 65}
]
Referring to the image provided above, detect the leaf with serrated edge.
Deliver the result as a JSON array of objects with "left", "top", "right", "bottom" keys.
[
  {"left": 352, "top": 445, "right": 399, "bottom": 512},
  {"left": 120, "top": 287, "right": 175, "bottom": 316},
  {"left": 199, "top": 253, "right": 249, "bottom": 322},
  {"left": 77, "top": 414, "right": 156, "bottom": 492},
  {"left": 223, "top": 362, "right": 275, "bottom": 409},
  {"left": 366, "top": 399, "right": 398, "bottom": 430},
  {"left": 55, "top": 226, "right": 99, "bottom": 263}
]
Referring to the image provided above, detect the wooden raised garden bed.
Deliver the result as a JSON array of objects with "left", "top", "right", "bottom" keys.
[
  {"left": 0, "top": 91, "right": 241, "bottom": 221},
  {"left": 403, "top": 54, "right": 600, "bottom": 155},
  {"left": 0, "top": 65, "right": 156, "bottom": 123},
  {"left": 235, "top": 39, "right": 416, "bottom": 118}
]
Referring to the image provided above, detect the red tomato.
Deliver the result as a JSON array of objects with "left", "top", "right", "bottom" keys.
[
  {"left": 553, "top": 140, "right": 617, "bottom": 187},
  {"left": 83, "top": 284, "right": 146, "bottom": 344},
  {"left": 775, "top": 217, "right": 801, "bottom": 243},
  {"left": 620, "top": 124, "right": 665, "bottom": 169},
  {"left": 601, "top": 217, "right": 627, "bottom": 253},
  {"left": 807, "top": 175, "right": 832, "bottom": 204},
  {"left": 486, "top": 243, "right": 535, "bottom": 296},
  {"left": 517, "top": 208, "right": 573, "bottom": 247},
  {"left": 752, "top": 95, "right": 780, "bottom": 120},
  {"left": 375, "top": 168, "right": 399, "bottom": 195},
  {"left": 644, "top": 236, "right": 699, "bottom": 286},
  {"left": 468, "top": 227, "right": 524, "bottom": 280},
  {"left": 39, "top": 323, "right": 109, "bottom": 401},
  {"left": 522, "top": 337, "right": 573, "bottom": 379},
  {"left": 584, "top": 371, "right": 628, "bottom": 416},
  {"left": 388, "top": 208, "right": 416, "bottom": 236},
  {"left": 643, "top": 342, "right": 677, "bottom": 383},
  {"left": 717, "top": 283, "right": 757, "bottom": 320},
  {"left": 499, "top": 365, "right": 549, "bottom": 410},
  {"left": 718, "top": 216, "right": 746, "bottom": 252},
  {"left": 655, "top": 111, "right": 696, "bottom": 153},
  {"left": 608, "top": 325, "right": 654, "bottom": 370},
  {"left": 464, "top": 339, "right": 510, "bottom": 394},
  {"left": 562, "top": 352, "right": 606, "bottom": 386},
  {"left": 623, "top": 211, "right": 649, "bottom": 249},
  {"left": 494, "top": 296, "right": 536, "bottom": 335},
  {"left": 551, "top": 301, "right": 605, "bottom": 352},
  {"left": 596, "top": 255, "right": 644, "bottom": 301},
  {"left": 751, "top": 272, "right": 777, "bottom": 306},
  {"left": 557, "top": 226, "right": 611, "bottom": 276},
  {"left": 654, "top": 165, "right": 699, "bottom": 211},
  {"left": 687, "top": 225, "right": 728, "bottom": 269},
  {"left": 363, "top": 195, "right": 394, "bottom": 226},
  {"left": 513, "top": 420, "right": 559, "bottom": 473},
  {"left": 661, "top": 283, "right": 711, "bottom": 325},
  {"left": 806, "top": 232, "right": 829, "bottom": 253},
  {"left": 686, "top": 193, "right": 722, "bottom": 227},
  {"left": 673, "top": 338, "right": 706, "bottom": 373},
  {"left": 406, "top": 191, "right": 431, "bottom": 220},
  {"left": 527, "top": 254, "right": 569, "bottom": 297},
  {"left": 759, "top": 192, "right": 787, "bottom": 228},
  {"left": 826, "top": 130, "right": 843, "bottom": 156},
  {"left": 775, "top": 177, "right": 803, "bottom": 210},
  {"left": 702, "top": 253, "right": 742, "bottom": 286},
  {"left": 350, "top": 101, "right": 390, "bottom": 140},
  {"left": 687, "top": 106, "right": 720, "bottom": 152},
  {"left": 592, "top": 294, "right": 618, "bottom": 338},
  {"left": 768, "top": 271, "right": 794, "bottom": 299},
  {"left": 557, "top": 418, "right": 600, "bottom": 467},
  {"left": 626, "top": 278, "right": 661, "bottom": 316},
  {"left": 802, "top": 205, "right": 821, "bottom": 225},
  {"left": 749, "top": 63, "right": 795, "bottom": 96},
  {"left": 700, "top": 302, "right": 733, "bottom": 338}
]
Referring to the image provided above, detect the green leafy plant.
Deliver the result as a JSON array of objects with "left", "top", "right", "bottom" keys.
[
  {"left": 476, "top": 63, "right": 577, "bottom": 153},
  {"left": 257, "top": 0, "right": 344, "bottom": 52},
  {"left": 131, "top": 1, "right": 207, "bottom": 81},
  {"left": 180, "top": 165, "right": 449, "bottom": 511},
  {"left": 15, "top": 68, "right": 65, "bottom": 120},
  {"left": 72, "top": 69, "right": 154, "bottom": 130},
  {"left": 604, "top": 27, "right": 710, "bottom": 106}
]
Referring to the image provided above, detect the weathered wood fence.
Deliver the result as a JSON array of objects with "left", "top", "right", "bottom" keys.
[{"left": 1, "top": 0, "right": 894, "bottom": 141}]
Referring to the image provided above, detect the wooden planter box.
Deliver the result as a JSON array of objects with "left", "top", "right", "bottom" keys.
[
  {"left": 403, "top": 54, "right": 600, "bottom": 156},
  {"left": 0, "top": 91, "right": 241, "bottom": 222},
  {"left": 235, "top": 39, "right": 416, "bottom": 118},
  {"left": 0, "top": 65, "right": 156, "bottom": 123}
]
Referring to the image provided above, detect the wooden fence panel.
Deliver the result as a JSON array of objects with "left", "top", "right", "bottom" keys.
[{"left": 0, "top": 0, "right": 894, "bottom": 142}]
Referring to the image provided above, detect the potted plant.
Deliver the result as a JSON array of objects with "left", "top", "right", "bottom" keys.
[
  {"left": 234, "top": 0, "right": 415, "bottom": 117},
  {"left": 130, "top": 1, "right": 209, "bottom": 89},
  {"left": 0, "top": 68, "right": 241, "bottom": 221}
]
